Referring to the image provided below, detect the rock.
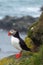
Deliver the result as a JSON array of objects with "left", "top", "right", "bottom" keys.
[
  {"left": 28, "top": 12, "right": 43, "bottom": 47},
  {"left": 0, "top": 15, "right": 37, "bottom": 32}
]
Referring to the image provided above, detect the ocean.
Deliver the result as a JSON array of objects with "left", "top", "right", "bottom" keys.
[{"left": 0, "top": 0, "right": 43, "bottom": 19}]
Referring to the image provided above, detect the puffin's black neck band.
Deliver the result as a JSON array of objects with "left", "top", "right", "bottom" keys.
[{"left": 13, "top": 31, "right": 20, "bottom": 38}]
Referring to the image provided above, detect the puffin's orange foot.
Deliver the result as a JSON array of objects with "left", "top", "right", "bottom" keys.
[{"left": 15, "top": 52, "right": 22, "bottom": 59}]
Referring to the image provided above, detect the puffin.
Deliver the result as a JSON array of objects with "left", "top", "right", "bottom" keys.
[{"left": 8, "top": 30, "right": 31, "bottom": 59}]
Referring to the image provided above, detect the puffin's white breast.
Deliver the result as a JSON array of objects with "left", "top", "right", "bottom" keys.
[{"left": 11, "top": 36, "right": 22, "bottom": 50}]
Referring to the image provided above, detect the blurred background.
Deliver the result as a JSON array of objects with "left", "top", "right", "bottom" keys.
[{"left": 0, "top": 0, "right": 43, "bottom": 59}]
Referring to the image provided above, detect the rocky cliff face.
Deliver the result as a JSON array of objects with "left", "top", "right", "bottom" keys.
[
  {"left": 0, "top": 16, "right": 37, "bottom": 32},
  {"left": 28, "top": 12, "right": 43, "bottom": 48}
]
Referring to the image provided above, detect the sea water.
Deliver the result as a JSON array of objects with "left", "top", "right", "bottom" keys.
[{"left": 0, "top": 0, "right": 43, "bottom": 19}]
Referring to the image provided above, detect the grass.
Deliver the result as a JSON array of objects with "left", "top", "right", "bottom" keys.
[{"left": 0, "top": 45, "right": 43, "bottom": 65}]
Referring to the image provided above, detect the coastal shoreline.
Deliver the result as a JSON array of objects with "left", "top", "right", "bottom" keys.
[{"left": 0, "top": 15, "right": 38, "bottom": 32}]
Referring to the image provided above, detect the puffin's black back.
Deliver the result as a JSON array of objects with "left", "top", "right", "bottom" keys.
[{"left": 13, "top": 31, "right": 31, "bottom": 51}]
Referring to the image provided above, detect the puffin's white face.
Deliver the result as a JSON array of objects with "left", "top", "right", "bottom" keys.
[
  {"left": 8, "top": 29, "right": 17, "bottom": 36},
  {"left": 10, "top": 30, "right": 16, "bottom": 34}
]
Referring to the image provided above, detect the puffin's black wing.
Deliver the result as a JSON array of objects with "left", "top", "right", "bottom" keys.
[{"left": 19, "top": 38, "right": 31, "bottom": 51}]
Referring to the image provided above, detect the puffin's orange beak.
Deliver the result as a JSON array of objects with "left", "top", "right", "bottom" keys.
[{"left": 8, "top": 32, "right": 11, "bottom": 36}]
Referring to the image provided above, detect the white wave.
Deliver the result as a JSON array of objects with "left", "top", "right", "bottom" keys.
[
  {"left": 0, "top": 17, "right": 4, "bottom": 19},
  {"left": 14, "top": 6, "right": 41, "bottom": 17},
  {"left": 17, "top": 7, "right": 40, "bottom": 12},
  {"left": 0, "top": 6, "right": 41, "bottom": 18}
]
